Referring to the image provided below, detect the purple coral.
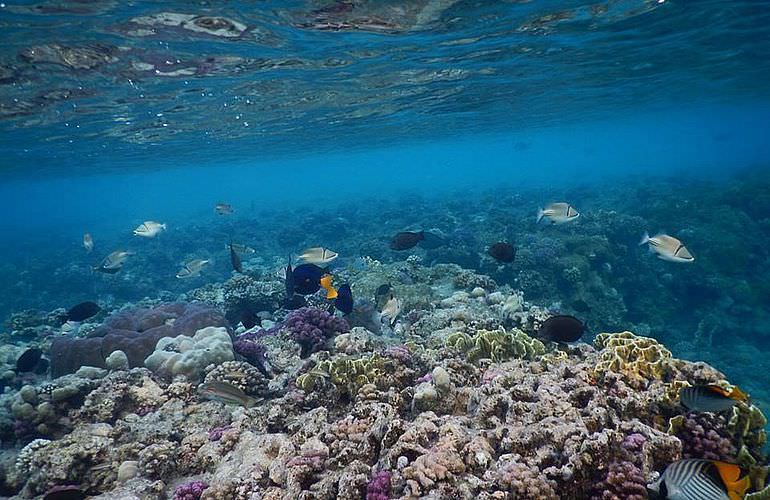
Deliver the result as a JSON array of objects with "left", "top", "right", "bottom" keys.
[
  {"left": 285, "top": 307, "right": 349, "bottom": 357},
  {"left": 172, "top": 480, "right": 208, "bottom": 500},
  {"left": 382, "top": 345, "right": 412, "bottom": 365},
  {"left": 621, "top": 433, "right": 647, "bottom": 453},
  {"left": 208, "top": 425, "right": 232, "bottom": 441},
  {"left": 675, "top": 413, "right": 735, "bottom": 461},
  {"left": 233, "top": 337, "right": 270, "bottom": 376},
  {"left": 366, "top": 470, "right": 392, "bottom": 500},
  {"left": 592, "top": 461, "right": 647, "bottom": 500}
]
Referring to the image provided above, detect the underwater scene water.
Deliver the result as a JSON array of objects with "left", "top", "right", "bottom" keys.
[{"left": 2, "top": 1, "right": 770, "bottom": 498}]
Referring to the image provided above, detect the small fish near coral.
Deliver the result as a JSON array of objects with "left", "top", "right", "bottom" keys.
[
  {"left": 16, "top": 347, "right": 49, "bottom": 374},
  {"left": 66, "top": 301, "right": 101, "bottom": 322},
  {"left": 647, "top": 459, "right": 750, "bottom": 500},
  {"left": 176, "top": 258, "right": 210, "bottom": 279},
  {"left": 132, "top": 220, "right": 166, "bottom": 238},
  {"left": 215, "top": 202, "right": 233, "bottom": 215},
  {"left": 640, "top": 232, "right": 695, "bottom": 263},
  {"left": 537, "top": 202, "right": 579, "bottom": 224},
  {"left": 287, "top": 263, "right": 328, "bottom": 295},
  {"left": 488, "top": 242, "right": 516, "bottom": 263},
  {"left": 538, "top": 315, "right": 586, "bottom": 343},
  {"left": 679, "top": 385, "right": 749, "bottom": 414},
  {"left": 229, "top": 240, "right": 243, "bottom": 273},
  {"left": 320, "top": 274, "right": 338, "bottom": 299},
  {"left": 334, "top": 284, "right": 354, "bottom": 315},
  {"left": 390, "top": 230, "right": 424, "bottom": 250},
  {"left": 198, "top": 381, "right": 258, "bottom": 408}
]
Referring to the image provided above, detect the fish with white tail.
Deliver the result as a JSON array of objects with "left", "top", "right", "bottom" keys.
[
  {"left": 176, "top": 259, "right": 210, "bottom": 279},
  {"left": 537, "top": 202, "right": 579, "bottom": 224},
  {"left": 640, "top": 232, "right": 694, "bottom": 263},
  {"left": 133, "top": 221, "right": 166, "bottom": 238}
]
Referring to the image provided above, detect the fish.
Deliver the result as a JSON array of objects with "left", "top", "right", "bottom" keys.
[
  {"left": 488, "top": 242, "right": 516, "bottom": 263},
  {"left": 285, "top": 261, "right": 295, "bottom": 296},
  {"left": 640, "top": 232, "right": 695, "bottom": 263},
  {"left": 176, "top": 259, "right": 210, "bottom": 279},
  {"left": 375, "top": 284, "right": 393, "bottom": 311},
  {"left": 291, "top": 264, "right": 327, "bottom": 295},
  {"left": 42, "top": 485, "right": 88, "bottom": 500},
  {"left": 647, "top": 459, "right": 750, "bottom": 500},
  {"left": 229, "top": 241, "right": 243, "bottom": 273},
  {"left": 537, "top": 202, "right": 579, "bottom": 224},
  {"left": 133, "top": 221, "right": 166, "bottom": 238},
  {"left": 390, "top": 231, "right": 424, "bottom": 250},
  {"left": 198, "top": 381, "right": 258, "bottom": 408},
  {"left": 66, "top": 301, "right": 101, "bottom": 322},
  {"left": 83, "top": 233, "right": 93, "bottom": 253},
  {"left": 284, "top": 294, "right": 307, "bottom": 310},
  {"left": 16, "top": 348, "right": 44, "bottom": 373},
  {"left": 679, "top": 385, "right": 749, "bottom": 413},
  {"left": 215, "top": 203, "right": 234, "bottom": 215},
  {"left": 94, "top": 250, "right": 131, "bottom": 273},
  {"left": 538, "top": 315, "right": 586, "bottom": 342},
  {"left": 240, "top": 310, "right": 260, "bottom": 329},
  {"left": 297, "top": 247, "right": 338, "bottom": 265},
  {"left": 320, "top": 274, "right": 338, "bottom": 299},
  {"left": 334, "top": 284, "right": 353, "bottom": 314},
  {"left": 227, "top": 242, "right": 255, "bottom": 254},
  {"left": 420, "top": 231, "right": 447, "bottom": 249},
  {"left": 380, "top": 296, "right": 402, "bottom": 325}
]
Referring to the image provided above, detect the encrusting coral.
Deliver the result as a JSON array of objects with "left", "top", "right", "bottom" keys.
[
  {"left": 445, "top": 327, "right": 545, "bottom": 363},
  {"left": 594, "top": 331, "right": 676, "bottom": 387}
]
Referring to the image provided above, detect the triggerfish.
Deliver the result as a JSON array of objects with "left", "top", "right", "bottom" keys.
[
  {"left": 297, "top": 247, "right": 338, "bottom": 265},
  {"left": 640, "top": 232, "right": 695, "bottom": 263},
  {"left": 93, "top": 250, "right": 132, "bottom": 273},
  {"left": 320, "top": 274, "right": 338, "bottom": 299},
  {"left": 215, "top": 203, "right": 234, "bottom": 215},
  {"left": 133, "top": 221, "right": 166, "bottom": 238},
  {"left": 679, "top": 385, "right": 749, "bottom": 413},
  {"left": 647, "top": 459, "right": 750, "bottom": 500},
  {"left": 176, "top": 259, "right": 210, "bottom": 279},
  {"left": 537, "top": 202, "right": 579, "bottom": 224},
  {"left": 390, "top": 231, "right": 424, "bottom": 250}
]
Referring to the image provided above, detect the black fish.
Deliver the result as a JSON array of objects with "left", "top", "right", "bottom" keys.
[
  {"left": 42, "top": 485, "right": 87, "bottom": 500},
  {"left": 16, "top": 348, "right": 43, "bottom": 373},
  {"left": 488, "top": 242, "right": 516, "bottom": 263},
  {"left": 66, "top": 301, "right": 101, "bottom": 322},
  {"left": 390, "top": 231, "right": 424, "bottom": 250},
  {"left": 284, "top": 294, "right": 307, "bottom": 310},
  {"left": 292, "top": 264, "right": 326, "bottom": 295},
  {"left": 375, "top": 284, "right": 392, "bottom": 311},
  {"left": 334, "top": 284, "right": 354, "bottom": 315},
  {"left": 230, "top": 241, "right": 243, "bottom": 273},
  {"left": 420, "top": 231, "right": 447, "bottom": 249},
  {"left": 240, "top": 310, "right": 260, "bottom": 330},
  {"left": 285, "top": 261, "right": 295, "bottom": 296},
  {"left": 538, "top": 315, "right": 586, "bottom": 342}
]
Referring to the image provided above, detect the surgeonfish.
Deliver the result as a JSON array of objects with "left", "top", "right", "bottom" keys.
[
  {"left": 537, "top": 202, "right": 579, "bottom": 224},
  {"left": 488, "top": 242, "right": 516, "bottom": 263},
  {"left": 538, "top": 315, "right": 586, "bottom": 343},
  {"left": 679, "top": 385, "right": 749, "bottom": 413},
  {"left": 640, "top": 232, "right": 695, "bottom": 263},
  {"left": 290, "top": 264, "right": 327, "bottom": 295},
  {"left": 647, "top": 459, "right": 750, "bottom": 500},
  {"left": 215, "top": 203, "right": 234, "bottom": 215},
  {"left": 198, "top": 381, "right": 258, "bottom": 408},
  {"left": 320, "top": 274, "right": 338, "bottom": 299},
  {"left": 66, "top": 301, "right": 101, "bottom": 322},
  {"left": 334, "top": 284, "right": 354, "bottom": 314},
  {"left": 390, "top": 231, "right": 424, "bottom": 250},
  {"left": 380, "top": 296, "right": 402, "bottom": 326},
  {"left": 94, "top": 250, "right": 132, "bottom": 273},
  {"left": 83, "top": 233, "right": 94, "bottom": 253},
  {"left": 176, "top": 259, "right": 210, "bottom": 279},
  {"left": 16, "top": 348, "right": 47, "bottom": 374},
  {"left": 297, "top": 247, "right": 338, "bottom": 265},
  {"left": 133, "top": 221, "right": 166, "bottom": 238},
  {"left": 229, "top": 241, "right": 243, "bottom": 273}
]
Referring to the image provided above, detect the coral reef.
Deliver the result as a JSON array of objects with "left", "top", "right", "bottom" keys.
[
  {"left": 445, "top": 327, "right": 545, "bottom": 363},
  {"left": 594, "top": 331, "right": 676, "bottom": 387},
  {"left": 285, "top": 307, "right": 350, "bottom": 358},
  {"left": 144, "top": 326, "right": 234, "bottom": 382}
]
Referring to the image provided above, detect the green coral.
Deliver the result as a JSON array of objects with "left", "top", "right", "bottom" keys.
[
  {"left": 296, "top": 353, "right": 385, "bottom": 397},
  {"left": 727, "top": 403, "right": 768, "bottom": 464},
  {"left": 445, "top": 327, "right": 545, "bottom": 364}
]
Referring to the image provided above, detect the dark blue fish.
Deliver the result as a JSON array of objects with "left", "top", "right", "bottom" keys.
[
  {"left": 284, "top": 294, "right": 307, "bottom": 310},
  {"left": 285, "top": 261, "right": 295, "bottom": 295},
  {"left": 66, "top": 301, "right": 101, "bottom": 322},
  {"left": 16, "top": 348, "right": 43, "bottom": 373},
  {"left": 334, "top": 284, "right": 353, "bottom": 315},
  {"left": 291, "top": 263, "right": 327, "bottom": 295}
]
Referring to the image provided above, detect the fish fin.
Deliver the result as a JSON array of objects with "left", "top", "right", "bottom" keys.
[
  {"left": 639, "top": 232, "right": 650, "bottom": 246},
  {"left": 326, "top": 288, "right": 338, "bottom": 300},
  {"left": 537, "top": 208, "right": 544, "bottom": 223}
]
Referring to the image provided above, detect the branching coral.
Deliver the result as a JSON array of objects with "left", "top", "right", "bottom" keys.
[
  {"left": 594, "top": 331, "right": 674, "bottom": 386},
  {"left": 446, "top": 327, "right": 545, "bottom": 363},
  {"left": 666, "top": 413, "right": 735, "bottom": 461},
  {"left": 285, "top": 307, "right": 350, "bottom": 357}
]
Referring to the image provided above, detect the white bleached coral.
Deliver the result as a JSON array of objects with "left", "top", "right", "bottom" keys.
[{"left": 144, "top": 326, "right": 234, "bottom": 382}]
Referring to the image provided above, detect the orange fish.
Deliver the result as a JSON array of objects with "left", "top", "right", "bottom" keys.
[{"left": 320, "top": 274, "right": 337, "bottom": 299}]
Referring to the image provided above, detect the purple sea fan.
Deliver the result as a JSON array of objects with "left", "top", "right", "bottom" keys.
[
  {"left": 285, "top": 307, "right": 349, "bottom": 357},
  {"left": 366, "top": 470, "right": 392, "bottom": 500},
  {"left": 173, "top": 480, "right": 208, "bottom": 500}
]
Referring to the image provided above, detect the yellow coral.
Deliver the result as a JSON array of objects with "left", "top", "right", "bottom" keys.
[
  {"left": 727, "top": 403, "right": 768, "bottom": 465},
  {"left": 296, "top": 354, "right": 386, "bottom": 396},
  {"left": 446, "top": 327, "right": 544, "bottom": 364},
  {"left": 594, "top": 331, "right": 673, "bottom": 384}
]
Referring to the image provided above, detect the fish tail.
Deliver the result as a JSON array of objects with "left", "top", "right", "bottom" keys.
[
  {"left": 243, "top": 396, "right": 258, "bottom": 408},
  {"left": 537, "top": 208, "right": 544, "bottom": 223},
  {"left": 326, "top": 287, "right": 338, "bottom": 300},
  {"left": 639, "top": 232, "right": 650, "bottom": 246}
]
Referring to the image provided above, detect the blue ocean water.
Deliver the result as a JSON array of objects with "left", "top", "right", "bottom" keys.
[{"left": 1, "top": 0, "right": 770, "bottom": 497}]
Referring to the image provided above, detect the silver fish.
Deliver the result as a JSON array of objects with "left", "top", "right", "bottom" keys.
[
  {"left": 297, "top": 247, "right": 338, "bottom": 265},
  {"left": 100, "top": 250, "right": 132, "bottom": 269},
  {"left": 215, "top": 203, "right": 233, "bottom": 215},
  {"left": 133, "top": 221, "right": 166, "bottom": 238},
  {"left": 198, "top": 381, "right": 258, "bottom": 408},
  {"left": 537, "top": 202, "right": 579, "bottom": 224},
  {"left": 176, "top": 259, "right": 210, "bottom": 279},
  {"left": 640, "top": 232, "right": 694, "bottom": 263},
  {"left": 379, "top": 296, "right": 402, "bottom": 326},
  {"left": 83, "top": 233, "right": 94, "bottom": 253}
]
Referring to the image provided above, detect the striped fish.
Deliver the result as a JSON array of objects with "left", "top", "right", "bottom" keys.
[
  {"left": 537, "top": 202, "right": 579, "bottom": 224},
  {"left": 198, "top": 381, "right": 258, "bottom": 408},
  {"left": 640, "top": 232, "right": 694, "bottom": 263},
  {"left": 648, "top": 459, "right": 749, "bottom": 500},
  {"left": 679, "top": 385, "right": 748, "bottom": 413}
]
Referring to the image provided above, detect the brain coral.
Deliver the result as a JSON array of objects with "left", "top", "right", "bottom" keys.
[
  {"left": 594, "top": 331, "right": 675, "bottom": 387},
  {"left": 144, "top": 326, "right": 234, "bottom": 382}
]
